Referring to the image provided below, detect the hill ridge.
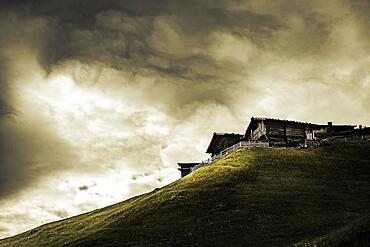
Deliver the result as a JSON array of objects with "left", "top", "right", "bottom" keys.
[{"left": 1, "top": 141, "right": 370, "bottom": 246}]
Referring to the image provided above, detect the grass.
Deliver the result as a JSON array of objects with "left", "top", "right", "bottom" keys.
[
  {"left": 1, "top": 140, "right": 370, "bottom": 246},
  {"left": 294, "top": 215, "right": 370, "bottom": 247}
]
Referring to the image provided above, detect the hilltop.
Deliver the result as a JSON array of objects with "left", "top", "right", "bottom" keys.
[{"left": 1, "top": 139, "right": 370, "bottom": 246}]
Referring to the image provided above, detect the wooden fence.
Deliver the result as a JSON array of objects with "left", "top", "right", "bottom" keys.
[{"left": 190, "top": 141, "right": 269, "bottom": 172}]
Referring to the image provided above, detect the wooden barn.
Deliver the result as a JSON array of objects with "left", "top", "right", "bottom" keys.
[
  {"left": 244, "top": 117, "right": 356, "bottom": 147},
  {"left": 206, "top": 133, "right": 243, "bottom": 156}
]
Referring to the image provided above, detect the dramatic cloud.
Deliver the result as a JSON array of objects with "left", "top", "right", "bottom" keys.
[{"left": 0, "top": 0, "right": 369, "bottom": 238}]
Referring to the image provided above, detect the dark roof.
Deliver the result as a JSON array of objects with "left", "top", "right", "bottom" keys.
[
  {"left": 178, "top": 163, "right": 199, "bottom": 169},
  {"left": 244, "top": 117, "right": 355, "bottom": 137},
  {"left": 206, "top": 133, "right": 243, "bottom": 154},
  {"left": 245, "top": 117, "right": 311, "bottom": 136}
]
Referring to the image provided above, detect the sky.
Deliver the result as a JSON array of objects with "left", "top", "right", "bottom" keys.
[{"left": 0, "top": 0, "right": 369, "bottom": 238}]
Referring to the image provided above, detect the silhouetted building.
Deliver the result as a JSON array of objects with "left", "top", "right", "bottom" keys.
[
  {"left": 178, "top": 163, "right": 199, "bottom": 177},
  {"left": 206, "top": 133, "right": 243, "bottom": 156},
  {"left": 244, "top": 117, "right": 356, "bottom": 146}
]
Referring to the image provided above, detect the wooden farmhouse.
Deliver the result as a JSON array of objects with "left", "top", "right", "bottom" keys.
[
  {"left": 244, "top": 117, "right": 356, "bottom": 147},
  {"left": 178, "top": 117, "right": 357, "bottom": 177}
]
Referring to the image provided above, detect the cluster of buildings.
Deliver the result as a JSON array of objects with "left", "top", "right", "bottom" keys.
[{"left": 178, "top": 117, "right": 367, "bottom": 177}]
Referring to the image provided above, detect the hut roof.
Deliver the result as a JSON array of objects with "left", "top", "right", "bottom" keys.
[
  {"left": 244, "top": 117, "right": 356, "bottom": 137},
  {"left": 206, "top": 133, "right": 243, "bottom": 154},
  {"left": 177, "top": 163, "right": 199, "bottom": 169}
]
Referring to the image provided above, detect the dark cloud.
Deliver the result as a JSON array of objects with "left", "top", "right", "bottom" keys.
[
  {"left": 0, "top": 52, "right": 26, "bottom": 197},
  {"left": 0, "top": 58, "right": 13, "bottom": 117},
  {"left": 78, "top": 185, "right": 89, "bottom": 191},
  {"left": 1, "top": 0, "right": 281, "bottom": 79},
  {"left": 0, "top": 12, "right": 77, "bottom": 198},
  {"left": 0, "top": 115, "right": 78, "bottom": 197}
]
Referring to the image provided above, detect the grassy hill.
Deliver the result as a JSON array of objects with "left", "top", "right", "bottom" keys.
[{"left": 1, "top": 140, "right": 370, "bottom": 246}]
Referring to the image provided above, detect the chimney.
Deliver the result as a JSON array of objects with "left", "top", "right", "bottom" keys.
[{"left": 328, "top": 122, "right": 333, "bottom": 127}]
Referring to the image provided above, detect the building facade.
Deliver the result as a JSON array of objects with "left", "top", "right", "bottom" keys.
[{"left": 244, "top": 117, "right": 356, "bottom": 147}]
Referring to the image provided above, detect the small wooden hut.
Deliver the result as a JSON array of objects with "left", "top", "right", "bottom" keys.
[
  {"left": 178, "top": 163, "right": 199, "bottom": 177},
  {"left": 206, "top": 133, "right": 243, "bottom": 156}
]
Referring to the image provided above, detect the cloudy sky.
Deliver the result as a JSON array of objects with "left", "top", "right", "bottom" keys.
[{"left": 0, "top": 0, "right": 369, "bottom": 238}]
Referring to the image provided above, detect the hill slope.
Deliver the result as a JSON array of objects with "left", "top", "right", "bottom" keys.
[{"left": 1, "top": 141, "right": 370, "bottom": 247}]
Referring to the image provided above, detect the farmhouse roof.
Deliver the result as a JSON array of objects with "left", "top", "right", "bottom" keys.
[
  {"left": 244, "top": 117, "right": 355, "bottom": 137},
  {"left": 206, "top": 132, "right": 243, "bottom": 154}
]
